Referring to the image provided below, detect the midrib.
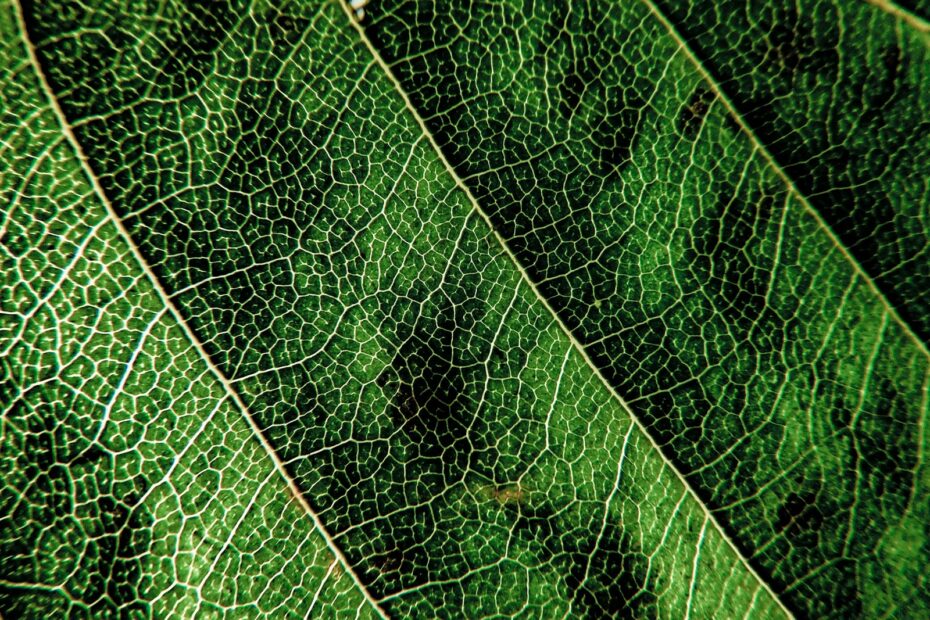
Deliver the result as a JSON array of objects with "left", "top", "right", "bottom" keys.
[
  {"left": 337, "top": 0, "right": 796, "bottom": 617},
  {"left": 11, "top": 0, "right": 388, "bottom": 616}
]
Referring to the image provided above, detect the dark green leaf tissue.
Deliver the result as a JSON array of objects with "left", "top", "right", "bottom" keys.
[{"left": 2, "top": 0, "right": 928, "bottom": 617}]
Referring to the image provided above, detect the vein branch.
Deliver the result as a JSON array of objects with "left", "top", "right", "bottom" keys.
[{"left": 12, "top": 2, "right": 387, "bottom": 616}]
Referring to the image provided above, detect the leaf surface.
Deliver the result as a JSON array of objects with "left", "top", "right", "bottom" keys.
[
  {"left": 352, "top": 0, "right": 930, "bottom": 616},
  {"left": 1, "top": 0, "right": 928, "bottom": 618},
  {"left": 0, "top": 1, "right": 376, "bottom": 616}
]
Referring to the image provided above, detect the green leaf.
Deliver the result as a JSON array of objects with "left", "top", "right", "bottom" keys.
[
  {"left": 355, "top": 0, "right": 930, "bottom": 616},
  {"left": 0, "top": 0, "right": 926, "bottom": 619},
  {"left": 0, "top": 1, "right": 378, "bottom": 616}
]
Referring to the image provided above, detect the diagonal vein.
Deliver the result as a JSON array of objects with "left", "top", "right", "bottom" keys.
[
  {"left": 338, "top": 0, "right": 795, "bottom": 617},
  {"left": 639, "top": 0, "right": 930, "bottom": 362},
  {"left": 863, "top": 0, "right": 930, "bottom": 34},
  {"left": 11, "top": 1, "right": 388, "bottom": 616}
]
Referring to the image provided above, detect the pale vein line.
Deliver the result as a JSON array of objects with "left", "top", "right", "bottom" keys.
[
  {"left": 0, "top": 579, "right": 66, "bottom": 594},
  {"left": 863, "top": 0, "right": 930, "bottom": 34},
  {"left": 1, "top": 214, "right": 108, "bottom": 358},
  {"left": 12, "top": 2, "right": 388, "bottom": 617},
  {"left": 305, "top": 559, "right": 339, "bottom": 619},
  {"left": 742, "top": 586, "right": 763, "bottom": 620},
  {"left": 639, "top": 0, "right": 930, "bottom": 362},
  {"left": 844, "top": 311, "right": 890, "bottom": 556},
  {"left": 338, "top": 2, "right": 793, "bottom": 617},
  {"left": 91, "top": 307, "right": 166, "bottom": 445},
  {"left": 578, "top": 423, "right": 635, "bottom": 593},
  {"left": 195, "top": 468, "right": 277, "bottom": 597},
  {"left": 900, "top": 365, "right": 930, "bottom": 527},
  {"left": 134, "top": 394, "right": 227, "bottom": 508},
  {"left": 684, "top": 517, "right": 709, "bottom": 620},
  {"left": 518, "top": 342, "right": 573, "bottom": 484}
]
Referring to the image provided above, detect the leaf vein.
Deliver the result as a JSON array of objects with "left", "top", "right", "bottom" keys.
[{"left": 12, "top": 1, "right": 388, "bottom": 615}]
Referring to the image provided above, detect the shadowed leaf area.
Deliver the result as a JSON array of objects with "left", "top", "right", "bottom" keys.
[{"left": 1, "top": 0, "right": 928, "bottom": 618}]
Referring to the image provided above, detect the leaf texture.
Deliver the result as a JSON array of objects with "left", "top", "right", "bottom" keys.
[
  {"left": 0, "top": 1, "right": 377, "bottom": 616},
  {"left": 0, "top": 0, "right": 928, "bottom": 618},
  {"left": 651, "top": 0, "right": 930, "bottom": 343},
  {"left": 353, "top": 0, "right": 930, "bottom": 616}
]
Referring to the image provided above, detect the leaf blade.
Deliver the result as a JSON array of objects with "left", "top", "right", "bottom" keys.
[
  {"left": 12, "top": 0, "right": 791, "bottom": 615},
  {"left": 355, "top": 0, "right": 930, "bottom": 616},
  {"left": 0, "top": 0, "right": 379, "bottom": 614}
]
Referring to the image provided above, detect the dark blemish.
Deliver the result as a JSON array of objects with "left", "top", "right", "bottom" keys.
[
  {"left": 269, "top": 11, "right": 312, "bottom": 50},
  {"left": 508, "top": 501, "right": 657, "bottom": 618},
  {"left": 372, "top": 548, "right": 406, "bottom": 576},
  {"left": 862, "top": 45, "right": 906, "bottom": 118},
  {"left": 818, "top": 560, "right": 863, "bottom": 616},
  {"left": 771, "top": 473, "right": 836, "bottom": 560},
  {"left": 387, "top": 328, "right": 471, "bottom": 473},
  {"left": 856, "top": 378, "right": 914, "bottom": 519},
  {"left": 740, "top": 96, "right": 781, "bottom": 153},
  {"left": 683, "top": 426, "right": 703, "bottom": 443},
  {"left": 881, "top": 44, "right": 903, "bottom": 79},
  {"left": 382, "top": 287, "right": 490, "bottom": 479},
  {"left": 679, "top": 87, "right": 714, "bottom": 139},
  {"left": 568, "top": 521, "right": 656, "bottom": 618},
  {"left": 376, "top": 365, "right": 397, "bottom": 390},
  {"left": 776, "top": 491, "right": 817, "bottom": 533},
  {"left": 765, "top": 6, "right": 830, "bottom": 78},
  {"left": 162, "top": 4, "right": 244, "bottom": 98},
  {"left": 69, "top": 443, "right": 106, "bottom": 469},
  {"left": 272, "top": 13, "right": 298, "bottom": 35},
  {"left": 829, "top": 396, "right": 852, "bottom": 428}
]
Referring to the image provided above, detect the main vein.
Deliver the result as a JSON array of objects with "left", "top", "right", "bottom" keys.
[
  {"left": 338, "top": 0, "right": 795, "bottom": 617},
  {"left": 863, "top": 0, "right": 930, "bottom": 34},
  {"left": 639, "top": 0, "right": 930, "bottom": 362},
  {"left": 11, "top": 1, "right": 387, "bottom": 616}
]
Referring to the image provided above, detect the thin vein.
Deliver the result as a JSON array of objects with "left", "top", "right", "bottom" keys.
[
  {"left": 12, "top": 2, "right": 388, "bottom": 616},
  {"left": 684, "top": 517, "right": 709, "bottom": 620},
  {"left": 639, "top": 0, "right": 930, "bottom": 362},
  {"left": 578, "top": 423, "right": 634, "bottom": 593},
  {"left": 305, "top": 559, "right": 340, "bottom": 619},
  {"left": 340, "top": 1, "right": 794, "bottom": 617}
]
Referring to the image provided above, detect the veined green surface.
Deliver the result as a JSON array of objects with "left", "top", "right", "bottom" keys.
[
  {"left": 0, "top": 0, "right": 375, "bottom": 616},
  {"left": 0, "top": 0, "right": 787, "bottom": 616},
  {"left": 0, "top": 0, "right": 927, "bottom": 618},
  {"left": 356, "top": 0, "right": 930, "bottom": 617},
  {"left": 651, "top": 0, "right": 930, "bottom": 343}
]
